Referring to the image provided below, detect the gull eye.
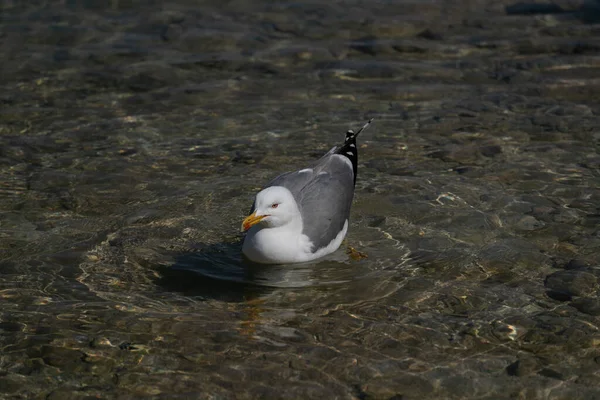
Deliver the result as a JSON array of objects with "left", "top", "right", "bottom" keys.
[{"left": 271, "top": 203, "right": 279, "bottom": 209}]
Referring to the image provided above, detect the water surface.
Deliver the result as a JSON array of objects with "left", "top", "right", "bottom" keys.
[{"left": 2, "top": 0, "right": 600, "bottom": 398}]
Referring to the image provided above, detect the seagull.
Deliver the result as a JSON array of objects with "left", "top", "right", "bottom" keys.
[{"left": 241, "top": 119, "right": 373, "bottom": 264}]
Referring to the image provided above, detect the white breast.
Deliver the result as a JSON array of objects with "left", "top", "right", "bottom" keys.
[
  {"left": 242, "top": 224, "right": 311, "bottom": 264},
  {"left": 242, "top": 220, "right": 348, "bottom": 264}
]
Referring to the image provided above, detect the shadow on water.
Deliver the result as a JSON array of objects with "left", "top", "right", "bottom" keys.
[
  {"left": 154, "top": 241, "right": 355, "bottom": 302},
  {"left": 505, "top": 0, "right": 600, "bottom": 23},
  {"left": 579, "top": 0, "right": 600, "bottom": 23}
]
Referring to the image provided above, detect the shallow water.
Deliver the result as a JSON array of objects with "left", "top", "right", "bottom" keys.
[{"left": 2, "top": 0, "right": 600, "bottom": 399}]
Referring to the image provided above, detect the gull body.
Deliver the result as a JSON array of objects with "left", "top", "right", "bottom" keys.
[{"left": 241, "top": 120, "right": 372, "bottom": 264}]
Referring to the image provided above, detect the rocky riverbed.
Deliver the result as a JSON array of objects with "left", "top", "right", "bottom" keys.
[{"left": 1, "top": 0, "right": 600, "bottom": 398}]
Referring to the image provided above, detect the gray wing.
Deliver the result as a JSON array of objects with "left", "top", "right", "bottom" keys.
[
  {"left": 264, "top": 145, "right": 349, "bottom": 192},
  {"left": 265, "top": 169, "right": 315, "bottom": 194},
  {"left": 286, "top": 154, "right": 355, "bottom": 251},
  {"left": 297, "top": 166, "right": 354, "bottom": 250}
]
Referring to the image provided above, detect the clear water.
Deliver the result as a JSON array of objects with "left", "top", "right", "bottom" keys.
[{"left": 1, "top": 1, "right": 600, "bottom": 398}]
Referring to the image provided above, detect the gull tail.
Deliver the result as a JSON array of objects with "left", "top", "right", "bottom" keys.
[{"left": 336, "top": 118, "right": 373, "bottom": 185}]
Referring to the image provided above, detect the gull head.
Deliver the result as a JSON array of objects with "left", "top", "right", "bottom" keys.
[{"left": 241, "top": 186, "right": 300, "bottom": 231}]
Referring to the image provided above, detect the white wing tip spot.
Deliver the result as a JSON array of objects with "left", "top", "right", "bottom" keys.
[{"left": 298, "top": 168, "right": 313, "bottom": 173}]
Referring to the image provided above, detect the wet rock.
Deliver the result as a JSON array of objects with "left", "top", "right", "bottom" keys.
[
  {"left": 564, "top": 259, "right": 588, "bottom": 270},
  {"left": 317, "top": 60, "right": 402, "bottom": 79},
  {"left": 232, "top": 151, "right": 262, "bottom": 164},
  {"left": 366, "top": 215, "right": 386, "bottom": 227},
  {"left": 179, "top": 29, "right": 239, "bottom": 54},
  {"left": 553, "top": 208, "right": 581, "bottom": 224},
  {"left": 506, "top": 3, "right": 564, "bottom": 15},
  {"left": 435, "top": 374, "right": 483, "bottom": 398},
  {"left": 546, "top": 290, "right": 573, "bottom": 302},
  {"left": 150, "top": 10, "right": 186, "bottom": 25},
  {"left": 45, "top": 387, "right": 87, "bottom": 400},
  {"left": 480, "top": 145, "right": 502, "bottom": 157},
  {"left": 125, "top": 71, "right": 170, "bottom": 92},
  {"left": 571, "top": 298, "right": 600, "bottom": 316},
  {"left": 417, "top": 29, "right": 442, "bottom": 40},
  {"left": 538, "top": 368, "right": 565, "bottom": 380},
  {"left": 426, "top": 141, "right": 505, "bottom": 164},
  {"left": 575, "top": 374, "right": 600, "bottom": 386},
  {"left": 392, "top": 40, "right": 431, "bottom": 54},
  {"left": 41, "top": 345, "right": 86, "bottom": 371},
  {"left": 0, "top": 376, "right": 24, "bottom": 394},
  {"left": 479, "top": 238, "right": 548, "bottom": 271},
  {"left": 118, "top": 148, "right": 137, "bottom": 156},
  {"left": 506, "top": 357, "right": 541, "bottom": 377},
  {"left": 583, "top": 214, "right": 600, "bottom": 228},
  {"left": 350, "top": 35, "right": 396, "bottom": 56},
  {"left": 453, "top": 166, "right": 483, "bottom": 176},
  {"left": 402, "top": 277, "right": 435, "bottom": 291},
  {"left": 530, "top": 205, "right": 558, "bottom": 222},
  {"left": 545, "top": 270, "right": 598, "bottom": 298},
  {"left": 161, "top": 23, "right": 184, "bottom": 42},
  {"left": 362, "top": 374, "right": 434, "bottom": 399},
  {"left": 505, "top": 201, "right": 535, "bottom": 214},
  {"left": 515, "top": 215, "right": 545, "bottom": 231},
  {"left": 0, "top": 321, "right": 24, "bottom": 332},
  {"left": 365, "top": 158, "right": 414, "bottom": 176}
]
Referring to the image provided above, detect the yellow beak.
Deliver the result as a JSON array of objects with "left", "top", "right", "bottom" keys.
[{"left": 241, "top": 211, "right": 267, "bottom": 232}]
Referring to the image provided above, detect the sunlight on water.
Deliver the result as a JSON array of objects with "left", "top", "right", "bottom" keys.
[{"left": 1, "top": 0, "right": 600, "bottom": 398}]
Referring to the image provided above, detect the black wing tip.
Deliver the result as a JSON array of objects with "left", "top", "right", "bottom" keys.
[{"left": 344, "top": 118, "right": 374, "bottom": 142}]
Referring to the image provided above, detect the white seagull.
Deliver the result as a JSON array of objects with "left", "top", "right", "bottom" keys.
[{"left": 241, "top": 119, "right": 373, "bottom": 264}]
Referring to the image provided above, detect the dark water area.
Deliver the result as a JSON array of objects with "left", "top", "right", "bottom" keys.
[{"left": 1, "top": 0, "right": 600, "bottom": 398}]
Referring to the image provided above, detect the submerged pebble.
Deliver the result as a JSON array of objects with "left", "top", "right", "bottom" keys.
[{"left": 1, "top": 0, "right": 600, "bottom": 399}]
